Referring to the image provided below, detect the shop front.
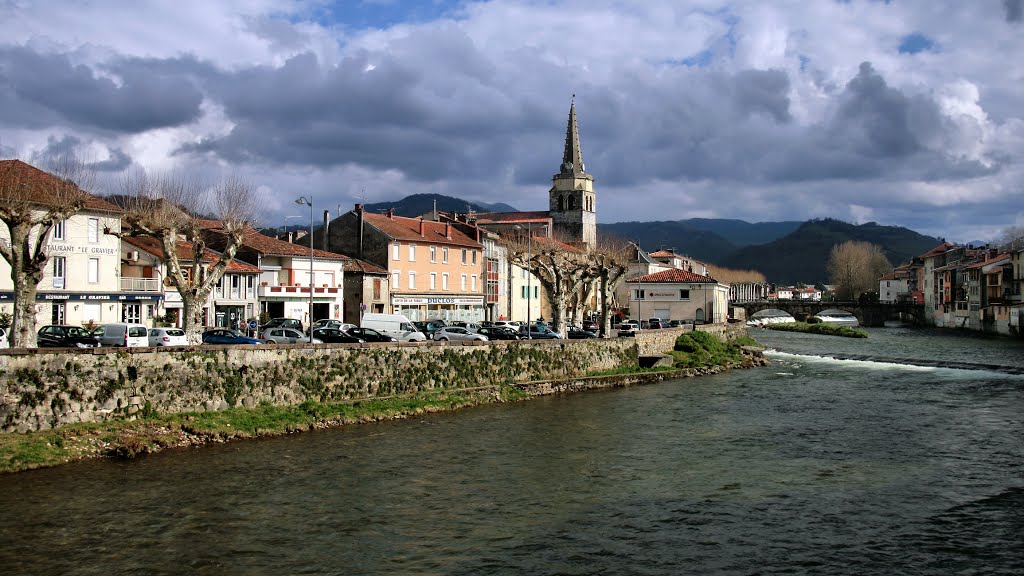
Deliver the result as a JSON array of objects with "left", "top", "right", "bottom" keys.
[
  {"left": 0, "top": 292, "right": 165, "bottom": 327},
  {"left": 392, "top": 295, "right": 485, "bottom": 323}
]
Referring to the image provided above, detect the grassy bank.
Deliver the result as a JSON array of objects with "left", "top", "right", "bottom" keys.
[
  {"left": 0, "top": 386, "right": 528, "bottom": 473},
  {"left": 766, "top": 322, "right": 868, "bottom": 338}
]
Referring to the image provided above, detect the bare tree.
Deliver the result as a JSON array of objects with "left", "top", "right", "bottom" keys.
[
  {"left": 996, "top": 225, "right": 1024, "bottom": 251},
  {"left": 582, "top": 238, "right": 632, "bottom": 337},
  {"left": 0, "top": 158, "right": 97, "bottom": 347},
  {"left": 827, "top": 241, "right": 891, "bottom": 300},
  {"left": 115, "top": 171, "right": 253, "bottom": 344}
]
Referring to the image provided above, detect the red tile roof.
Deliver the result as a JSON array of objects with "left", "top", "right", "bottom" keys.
[
  {"left": 199, "top": 220, "right": 348, "bottom": 259},
  {"left": 0, "top": 159, "right": 121, "bottom": 213},
  {"left": 122, "top": 235, "right": 262, "bottom": 272},
  {"left": 362, "top": 212, "right": 483, "bottom": 248},
  {"left": 343, "top": 257, "right": 388, "bottom": 275},
  {"left": 648, "top": 250, "right": 685, "bottom": 258},
  {"left": 920, "top": 242, "right": 958, "bottom": 259},
  {"left": 626, "top": 269, "right": 717, "bottom": 283}
]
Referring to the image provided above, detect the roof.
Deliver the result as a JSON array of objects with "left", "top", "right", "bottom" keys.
[
  {"left": 967, "top": 254, "right": 1010, "bottom": 270},
  {"left": 626, "top": 268, "right": 718, "bottom": 283},
  {"left": 200, "top": 220, "right": 348, "bottom": 259},
  {"left": 920, "top": 242, "right": 958, "bottom": 259},
  {"left": 361, "top": 211, "right": 483, "bottom": 248},
  {"left": 342, "top": 257, "right": 388, "bottom": 275},
  {"left": 473, "top": 211, "right": 551, "bottom": 225},
  {"left": 0, "top": 159, "right": 121, "bottom": 213},
  {"left": 557, "top": 99, "right": 588, "bottom": 177},
  {"left": 122, "top": 235, "right": 261, "bottom": 273},
  {"left": 649, "top": 249, "right": 690, "bottom": 259}
]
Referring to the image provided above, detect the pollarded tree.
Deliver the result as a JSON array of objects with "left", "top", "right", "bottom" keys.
[
  {"left": 114, "top": 171, "right": 254, "bottom": 344},
  {"left": 996, "top": 225, "right": 1024, "bottom": 251},
  {"left": 586, "top": 239, "right": 632, "bottom": 337},
  {"left": 0, "top": 158, "right": 100, "bottom": 347},
  {"left": 503, "top": 232, "right": 590, "bottom": 336},
  {"left": 827, "top": 240, "right": 891, "bottom": 300}
]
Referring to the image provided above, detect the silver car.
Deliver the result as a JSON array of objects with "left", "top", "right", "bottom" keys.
[
  {"left": 148, "top": 327, "right": 188, "bottom": 346},
  {"left": 432, "top": 326, "right": 488, "bottom": 342},
  {"left": 261, "top": 327, "right": 323, "bottom": 344}
]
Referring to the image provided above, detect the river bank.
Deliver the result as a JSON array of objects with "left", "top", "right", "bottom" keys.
[{"left": 0, "top": 347, "right": 767, "bottom": 474}]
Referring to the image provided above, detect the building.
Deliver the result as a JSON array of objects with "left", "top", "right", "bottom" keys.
[
  {"left": 322, "top": 208, "right": 486, "bottom": 322},
  {"left": 341, "top": 257, "right": 390, "bottom": 324},
  {"left": 625, "top": 268, "right": 730, "bottom": 324},
  {"left": 0, "top": 160, "right": 130, "bottom": 327}
]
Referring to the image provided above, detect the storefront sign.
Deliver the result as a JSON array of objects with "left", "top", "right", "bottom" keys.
[
  {"left": 392, "top": 296, "right": 484, "bottom": 306},
  {"left": 0, "top": 292, "right": 166, "bottom": 302},
  {"left": 646, "top": 291, "right": 677, "bottom": 298}
]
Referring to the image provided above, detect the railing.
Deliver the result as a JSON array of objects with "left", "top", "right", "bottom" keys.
[{"left": 121, "top": 277, "right": 161, "bottom": 292}]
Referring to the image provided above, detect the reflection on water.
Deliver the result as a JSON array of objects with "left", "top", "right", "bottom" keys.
[{"left": 1, "top": 328, "right": 1022, "bottom": 575}]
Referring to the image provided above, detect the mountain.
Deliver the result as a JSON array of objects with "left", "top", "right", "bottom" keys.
[
  {"left": 720, "top": 219, "right": 943, "bottom": 284},
  {"left": 597, "top": 218, "right": 801, "bottom": 263},
  {"left": 362, "top": 193, "right": 517, "bottom": 218}
]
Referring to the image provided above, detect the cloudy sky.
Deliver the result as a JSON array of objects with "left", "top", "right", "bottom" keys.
[{"left": 2, "top": 0, "right": 1023, "bottom": 243}]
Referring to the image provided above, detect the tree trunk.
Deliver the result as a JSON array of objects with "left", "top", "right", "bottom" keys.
[{"left": 180, "top": 292, "right": 206, "bottom": 345}]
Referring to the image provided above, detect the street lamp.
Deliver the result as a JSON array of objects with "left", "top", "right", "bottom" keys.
[
  {"left": 513, "top": 223, "right": 532, "bottom": 339},
  {"left": 295, "top": 196, "right": 314, "bottom": 343}
]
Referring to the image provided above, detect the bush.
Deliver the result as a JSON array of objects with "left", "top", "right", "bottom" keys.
[
  {"left": 805, "top": 316, "right": 823, "bottom": 324},
  {"left": 671, "top": 331, "right": 747, "bottom": 368}
]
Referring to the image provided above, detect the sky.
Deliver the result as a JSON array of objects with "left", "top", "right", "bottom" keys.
[{"left": 1, "top": 0, "right": 1023, "bottom": 244}]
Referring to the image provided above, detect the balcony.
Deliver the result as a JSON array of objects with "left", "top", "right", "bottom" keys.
[{"left": 121, "top": 277, "right": 161, "bottom": 292}]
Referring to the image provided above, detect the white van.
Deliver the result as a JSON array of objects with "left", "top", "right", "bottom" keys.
[
  {"left": 361, "top": 313, "right": 427, "bottom": 342},
  {"left": 99, "top": 323, "right": 150, "bottom": 347}
]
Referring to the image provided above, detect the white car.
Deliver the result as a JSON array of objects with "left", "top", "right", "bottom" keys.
[
  {"left": 433, "top": 327, "right": 489, "bottom": 342},
  {"left": 148, "top": 327, "right": 188, "bottom": 346},
  {"left": 261, "top": 327, "right": 323, "bottom": 344},
  {"left": 310, "top": 319, "right": 356, "bottom": 333},
  {"left": 0, "top": 327, "right": 8, "bottom": 348}
]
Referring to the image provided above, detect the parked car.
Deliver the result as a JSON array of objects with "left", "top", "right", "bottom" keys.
[
  {"left": 616, "top": 322, "right": 638, "bottom": 337},
  {"left": 449, "top": 321, "right": 482, "bottom": 333},
  {"left": 668, "top": 320, "right": 683, "bottom": 328},
  {"left": 433, "top": 326, "right": 489, "bottom": 342},
  {"left": 648, "top": 319, "right": 664, "bottom": 329},
  {"left": 476, "top": 326, "right": 520, "bottom": 340},
  {"left": 201, "top": 329, "right": 266, "bottom": 345},
  {"left": 148, "top": 327, "right": 188, "bottom": 347},
  {"left": 0, "top": 327, "right": 7, "bottom": 348},
  {"left": 361, "top": 313, "right": 427, "bottom": 342},
  {"left": 37, "top": 325, "right": 102, "bottom": 348},
  {"left": 568, "top": 328, "right": 598, "bottom": 339},
  {"left": 413, "top": 320, "right": 447, "bottom": 340},
  {"left": 582, "top": 319, "right": 599, "bottom": 331},
  {"left": 259, "top": 318, "right": 303, "bottom": 332},
  {"left": 490, "top": 320, "right": 520, "bottom": 329},
  {"left": 97, "top": 323, "right": 149, "bottom": 347},
  {"left": 518, "top": 324, "right": 561, "bottom": 339},
  {"left": 311, "top": 328, "right": 364, "bottom": 343},
  {"left": 345, "top": 327, "right": 398, "bottom": 343},
  {"left": 261, "top": 327, "right": 322, "bottom": 344},
  {"left": 309, "top": 319, "right": 355, "bottom": 333}
]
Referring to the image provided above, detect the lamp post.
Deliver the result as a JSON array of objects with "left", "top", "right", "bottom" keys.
[
  {"left": 513, "top": 223, "right": 532, "bottom": 339},
  {"left": 295, "top": 196, "right": 314, "bottom": 343}
]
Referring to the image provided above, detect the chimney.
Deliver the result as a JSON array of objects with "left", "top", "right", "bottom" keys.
[
  {"left": 387, "top": 208, "right": 394, "bottom": 220},
  {"left": 322, "top": 210, "right": 330, "bottom": 252},
  {"left": 419, "top": 217, "right": 425, "bottom": 236},
  {"left": 287, "top": 231, "right": 294, "bottom": 243},
  {"left": 355, "top": 203, "right": 363, "bottom": 213},
  {"left": 445, "top": 221, "right": 451, "bottom": 240}
]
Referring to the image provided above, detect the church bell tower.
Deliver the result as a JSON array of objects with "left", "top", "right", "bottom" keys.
[{"left": 549, "top": 97, "right": 596, "bottom": 247}]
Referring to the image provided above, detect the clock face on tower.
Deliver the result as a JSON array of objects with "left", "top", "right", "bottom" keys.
[{"left": 562, "top": 162, "right": 573, "bottom": 172}]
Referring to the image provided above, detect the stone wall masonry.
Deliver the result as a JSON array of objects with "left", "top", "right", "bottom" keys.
[
  {"left": 633, "top": 322, "right": 747, "bottom": 356},
  {"left": 0, "top": 338, "right": 638, "bottom": 433}
]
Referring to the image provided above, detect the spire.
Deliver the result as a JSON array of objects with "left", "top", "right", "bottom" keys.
[{"left": 559, "top": 95, "right": 585, "bottom": 176}]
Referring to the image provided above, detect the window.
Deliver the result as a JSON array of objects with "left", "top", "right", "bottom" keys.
[
  {"left": 52, "top": 256, "right": 66, "bottom": 289},
  {"left": 442, "top": 273, "right": 449, "bottom": 290},
  {"left": 679, "top": 289, "right": 690, "bottom": 300},
  {"left": 88, "top": 218, "right": 99, "bottom": 243},
  {"left": 430, "top": 273, "right": 437, "bottom": 290},
  {"left": 392, "top": 241, "right": 400, "bottom": 261},
  {"left": 461, "top": 274, "right": 467, "bottom": 290},
  {"left": 52, "top": 220, "right": 65, "bottom": 241},
  {"left": 472, "top": 251, "right": 477, "bottom": 265},
  {"left": 521, "top": 286, "right": 528, "bottom": 299},
  {"left": 51, "top": 303, "right": 65, "bottom": 325},
  {"left": 430, "top": 245, "right": 437, "bottom": 262},
  {"left": 123, "top": 303, "right": 141, "bottom": 324},
  {"left": 373, "top": 278, "right": 381, "bottom": 299},
  {"left": 534, "top": 286, "right": 539, "bottom": 299},
  {"left": 408, "top": 271, "right": 416, "bottom": 290},
  {"left": 442, "top": 247, "right": 449, "bottom": 263},
  {"left": 461, "top": 249, "right": 467, "bottom": 265},
  {"left": 392, "top": 270, "right": 400, "bottom": 290},
  {"left": 471, "top": 275, "right": 477, "bottom": 291},
  {"left": 409, "top": 244, "right": 416, "bottom": 262},
  {"left": 635, "top": 289, "right": 645, "bottom": 300},
  {"left": 88, "top": 258, "right": 100, "bottom": 283}
]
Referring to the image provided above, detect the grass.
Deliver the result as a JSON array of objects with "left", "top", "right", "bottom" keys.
[
  {"left": 0, "top": 386, "right": 529, "bottom": 474},
  {"left": 670, "top": 331, "right": 751, "bottom": 368},
  {"left": 766, "top": 322, "right": 868, "bottom": 338},
  {"left": 586, "top": 365, "right": 678, "bottom": 377}
]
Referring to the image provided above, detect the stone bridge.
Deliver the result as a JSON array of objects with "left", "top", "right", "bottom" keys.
[{"left": 734, "top": 300, "right": 925, "bottom": 327}]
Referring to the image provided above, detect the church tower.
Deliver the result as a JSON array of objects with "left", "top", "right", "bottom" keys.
[{"left": 549, "top": 98, "right": 596, "bottom": 247}]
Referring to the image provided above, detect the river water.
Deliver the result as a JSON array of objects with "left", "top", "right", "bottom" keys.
[{"left": 2, "top": 328, "right": 1023, "bottom": 575}]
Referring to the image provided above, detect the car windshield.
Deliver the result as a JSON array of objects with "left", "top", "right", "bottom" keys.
[
  {"left": 65, "top": 327, "right": 90, "bottom": 337},
  {"left": 166, "top": 329, "right": 185, "bottom": 336}
]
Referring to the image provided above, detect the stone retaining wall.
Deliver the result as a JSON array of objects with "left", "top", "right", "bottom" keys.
[
  {"left": 0, "top": 338, "right": 638, "bottom": 433},
  {"left": 633, "top": 322, "right": 747, "bottom": 356}
]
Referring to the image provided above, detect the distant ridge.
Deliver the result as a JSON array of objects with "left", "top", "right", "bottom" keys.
[{"left": 361, "top": 193, "right": 517, "bottom": 218}]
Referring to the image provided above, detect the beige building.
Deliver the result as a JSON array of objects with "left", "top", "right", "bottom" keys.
[
  {"left": 0, "top": 160, "right": 126, "bottom": 327},
  {"left": 625, "top": 268, "right": 730, "bottom": 324}
]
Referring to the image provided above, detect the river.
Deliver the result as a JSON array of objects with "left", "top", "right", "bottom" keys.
[{"left": 1, "top": 328, "right": 1023, "bottom": 575}]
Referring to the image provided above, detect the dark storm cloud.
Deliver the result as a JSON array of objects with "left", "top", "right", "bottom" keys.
[
  {"left": 1005, "top": 0, "right": 1022, "bottom": 22},
  {"left": 0, "top": 45, "right": 204, "bottom": 133},
  {"left": 30, "top": 134, "right": 133, "bottom": 172}
]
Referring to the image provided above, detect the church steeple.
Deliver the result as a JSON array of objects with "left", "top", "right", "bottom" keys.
[{"left": 559, "top": 96, "right": 587, "bottom": 176}]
